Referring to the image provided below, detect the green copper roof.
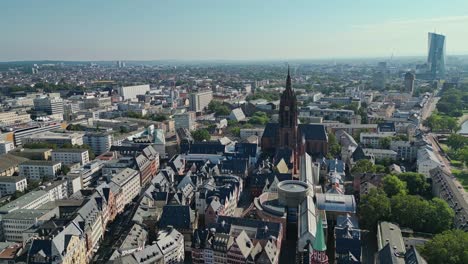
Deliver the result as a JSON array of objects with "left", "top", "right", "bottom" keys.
[{"left": 313, "top": 215, "right": 327, "bottom": 252}]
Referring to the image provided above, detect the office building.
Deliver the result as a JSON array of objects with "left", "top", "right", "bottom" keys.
[
  {"left": 427, "top": 32, "right": 446, "bottom": 79},
  {"left": 51, "top": 148, "right": 90, "bottom": 165},
  {"left": 83, "top": 132, "right": 113, "bottom": 156},
  {"left": 19, "top": 160, "right": 62, "bottom": 180},
  {"left": 117, "top": 84, "right": 150, "bottom": 100},
  {"left": 189, "top": 91, "right": 213, "bottom": 112},
  {"left": 404, "top": 72, "right": 415, "bottom": 95},
  {"left": 32, "top": 94, "right": 64, "bottom": 120},
  {"left": 11, "top": 122, "right": 63, "bottom": 147}
]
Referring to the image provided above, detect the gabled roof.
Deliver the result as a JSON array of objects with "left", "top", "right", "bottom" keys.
[{"left": 298, "top": 124, "right": 328, "bottom": 141}]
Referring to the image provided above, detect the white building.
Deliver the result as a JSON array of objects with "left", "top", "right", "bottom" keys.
[
  {"left": 110, "top": 168, "right": 141, "bottom": 213},
  {"left": 19, "top": 160, "right": 62, "bottom": 180},
  {"left": 0, "top": 141, "right": 15, "bottom": 155},
  {"left": 174, "top": 112, "right": 196, "bottom": 131},
  {"left": 83, "top": 132, "right": 113, "bottom": 155},
  {"left": 51, "top": 148, "right": 90, "bottom": 165},
  {"left": 2, "top": 209, "right": 57, "bottom": 242},
  {"left": 117, "top": 84, "right": 150, "bottom": 100},
  {"left": 189, "top": 91, "right": 213, "bottom": 112},
  {"left": 0, "top": 176, "right": 27, "bottom": 197}
]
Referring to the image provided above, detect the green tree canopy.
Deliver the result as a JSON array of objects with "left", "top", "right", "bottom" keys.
[
  {"left": 249, "top": 112, "right": 270, "bottom": 125},
  {"left": 208, "top": 101, "right": 230, "bottom": 116},
  {"left": 359, "top": 188, "right": 391, "bottom": 230},
  {"left": 351, "top": 159, "right": 376, "bottom": 173},
  {"left": 396, "top": 172, "right": 430, "bottom": 196},
  {"left": 420, "top": 229, "right": 468, "bottom": 264},
  {"left": 382, "top": 175, "right": 408, "bottom": 197},
  {"left": 447, "top": 134, "right": 468, "bottom": 150},
  {"left": 379, "top": 137, "right": 391, "bottom": 149},
  {"left": 390, "top": 195, "right": 454, "bottom": 233},
  {"left": 192, "top": 129, "right": 211, "bottom": 142}
]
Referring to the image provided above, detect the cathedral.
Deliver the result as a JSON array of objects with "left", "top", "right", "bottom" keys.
[{"left": 261, "top": 68, "right": 329, "bottom": 172}]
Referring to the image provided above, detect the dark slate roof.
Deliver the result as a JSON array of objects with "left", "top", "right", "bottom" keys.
[
  {"left": 220, "top": 158, "right": 248, "bottom": 174},
  {"left": 211, "top": 216, "right": 281, "bottom": 240},
  {"left": 159, "top": 205, "right": 193, "bottom": 229},
  {"left": 188, "top": 142, "right": 226, "bottom": 154},
  {"left": 351, "top": 146, "right": 370, "bottom": 161},
  {"left": 28, "top": 240, "right": 52, "bottom": 258},
  {"left": 235, "top": 142, "right": 258, "bottom": 158},
  {"left": 298, "top": 124, "right": 328, "bottom": 141},
  {"left": 262, "top": 123, "right": 279, "bottom": 139}
]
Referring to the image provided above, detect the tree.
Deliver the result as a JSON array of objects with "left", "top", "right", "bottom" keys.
[
  {"left": 396, "top": 172, "right": 429, "bottom": 196},
  {"left": 420, "top": 229, "right": 468, "bottom": 264},
  {"left": 351, "top": 159, "right": 376, "bottom": 173},
  {"left": 249, "top": 112, "right": 270, "bottom": 125},
  {"left": 390, "top": 195, "right": 453, "bottom": 233},
  {"left": 379, "top": 137, "right": 391, "bottom": 149},
  {"left": 328, "top": 133, "right": 341, "bottom": 157},
  {"left": 192, "top": 129, "right": 211, "bottom": 142},
  {"left": 359, "top": 188, "right": 391, "bottom": 230},
  {"left": 382, "top": 175, "right": 407, "bottom": 197},
  {"left": 447, "top": 134, "right": 468, "bottom": 150},
  {"left": 208, "top": 101, "right": 230, "bottom": 116},
  {"left": 23, "top": 142, "right": 57, "bottom": 149},
  {"left": 61, "top": 165, "right": 70, "bottom": 175}
]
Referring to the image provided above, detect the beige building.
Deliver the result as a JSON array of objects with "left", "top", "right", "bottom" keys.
[
  {"left": 110, "top": 168, "right": 141, "bottom": 213},
  {"left": 0, "top": 111, "right": 31, "bottom": 126}
]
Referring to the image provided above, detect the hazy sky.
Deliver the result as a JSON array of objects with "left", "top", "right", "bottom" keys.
[{"left": 1, "top": 0, "right": 468, "bottom": 61}]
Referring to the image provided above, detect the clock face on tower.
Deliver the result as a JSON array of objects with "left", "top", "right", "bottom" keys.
[{"left": 285, "top": 106, "right": 289, "bottom": 111}]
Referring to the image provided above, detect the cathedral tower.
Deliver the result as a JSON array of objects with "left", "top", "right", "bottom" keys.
[{"left": 278, "top": 66, "right": 298, "bottom": 149}]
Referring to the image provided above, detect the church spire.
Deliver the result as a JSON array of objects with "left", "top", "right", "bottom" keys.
[{"left": 286, "top": 65, "right": 292, "bottom": 90}]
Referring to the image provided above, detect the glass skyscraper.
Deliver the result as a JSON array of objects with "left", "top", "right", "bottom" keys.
[{"left": 427, "top": 32, "right": 446, "bottom": 79}]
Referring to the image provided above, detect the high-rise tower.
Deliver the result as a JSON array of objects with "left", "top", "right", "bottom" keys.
[{"left": 427, "top": 32, "right": 446, "bottom": 79}]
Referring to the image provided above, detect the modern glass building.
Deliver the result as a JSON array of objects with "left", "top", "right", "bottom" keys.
[{"left": 427, "top": 32, "right": 446, "bottom": 79}]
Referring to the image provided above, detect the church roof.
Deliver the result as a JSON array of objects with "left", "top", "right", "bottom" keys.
[
  {"left": 313, "top": 215, "right": 327, "bottom": 252},
  {"left": 298, "top": 124, "right": 328, "bottom": 141}
]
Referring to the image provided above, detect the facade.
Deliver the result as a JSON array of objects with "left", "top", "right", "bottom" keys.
[
  {"left": 2, "top": 209, "right": 57, "bottom": 242},
  {"left": 51, "top": 149, "right": 90, "bottom": 165},
  {"left": 190, "top": 91, "right": 213, "bottom": 112},
  {"left": 390, "top": 141, "right": 417, "bottom": 161},
  {"left": 417, "top": 147, "right": 443, "bottom": 178},
  {"left": 19, "top": 160, "right": 62, "bottom": 180},
  {"left": 83, "top": 132, "right": 113, "bottom": 156},
  {"left": 117, "top": 84, "right": 151, "bottom": 100},
  {"left": 0, "top": 154, "right": 28, "bottom": 177},
  {"left": 22, "top": 132, "right": 84, "bottom": 147},
  {"left": 430, "top": 167, "right": 468, "bottom": 231},
  {"left": 427, "top": 32, "right": 446, "bottom": 79},
  {"left": 0, "top": 176, "right": 27, "bottom": 197}
]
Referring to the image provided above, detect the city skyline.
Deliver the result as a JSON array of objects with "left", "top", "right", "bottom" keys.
[{"left": 1, "top": 0, "right": 468, "bottom": 61}]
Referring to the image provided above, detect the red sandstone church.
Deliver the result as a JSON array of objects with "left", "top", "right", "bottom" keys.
[{"left": 261, "top": 68, "right": 329, "bottom": 170}]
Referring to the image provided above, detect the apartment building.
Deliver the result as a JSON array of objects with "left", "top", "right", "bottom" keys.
[
  {"left": 19, "top": 160, "right": 62, "bottom": 180},
  {"left": 0, "top": 111, "right": 31, "bottom": 126},
  {"left": 0, "top": 176, "right": 27, "bottom": 197},
  {"left": 117, "top": 84, "right": 151, "bottom": 100},
  {"left": 51, "top": 148, "right": 90, "bottom": 165},
  {"left": 189, "top": 91, "right": 213, "bottom": 112}
]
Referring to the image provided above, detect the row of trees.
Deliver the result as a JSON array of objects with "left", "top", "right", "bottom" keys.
[
  {"left": 446, "top": 134, "right": 468, "bottom": 166},
  {"left": 127, "top": 111, "right": 168, "bottom": 122},
  {"left": 23, "top": 142, "right": 95, "bottom": 160}
]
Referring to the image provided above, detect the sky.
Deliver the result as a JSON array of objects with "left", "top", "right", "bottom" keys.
[{"left": 1, "top": 0, "right": 468, "bottom": 61}]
